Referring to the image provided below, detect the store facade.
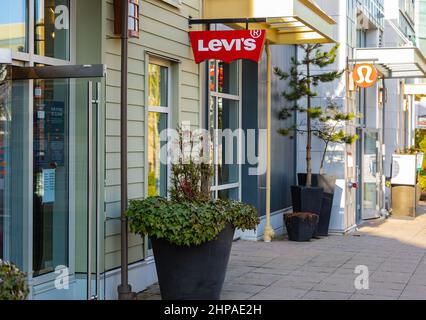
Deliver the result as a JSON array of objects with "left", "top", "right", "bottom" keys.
[
  {"left": 0, "top": 0, "right": 203, "bottom": 300},
  {"left": 1, "top": 0, "right": 336, "bottom": 300},
  {"left": 309, "top": 0, "right": 426, "bottom": 233}
]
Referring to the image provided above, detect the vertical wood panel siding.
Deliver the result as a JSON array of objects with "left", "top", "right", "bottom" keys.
[{"left": 103, "top": 0, "right": 201, "bottom": 271}]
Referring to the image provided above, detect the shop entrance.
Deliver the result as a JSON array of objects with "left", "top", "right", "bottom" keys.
[
  {"left": 357, "top": 129, "right": 383, "bottom": 220},
  {"left": 1, "top": 63, "right": 105, "bottom": 300}
]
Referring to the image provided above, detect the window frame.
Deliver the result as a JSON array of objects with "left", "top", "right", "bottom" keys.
[
  {"left": 208, "top": 59, "right": 242, "bottom": 201},
  {"left": 10, "top": 0, "right": 75, "bottom": 66},
  {"left": 147, "top": 57, "right": 172, "bottom": 199},
  {"left": 1, "top": 0, "right": 76, "bottom": 286}
]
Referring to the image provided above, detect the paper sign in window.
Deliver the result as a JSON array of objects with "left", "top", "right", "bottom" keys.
[{"left": 42, "top": 169, "right": 55, "bottom": 204}]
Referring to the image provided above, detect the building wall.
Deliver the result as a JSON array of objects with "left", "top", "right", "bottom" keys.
[
  {"left": 102, "top": 0, "right": 202, "bottom": 271},
  {"left": 417, "top": 0, "right": 426, "bottom": 54},
  {"left": 296, "top": 0, "right": 357, "bottom": 232}
]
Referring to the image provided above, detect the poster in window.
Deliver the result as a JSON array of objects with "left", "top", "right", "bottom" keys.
[{"left": 48, "top": 101, "right": 65, "bottom": 167}]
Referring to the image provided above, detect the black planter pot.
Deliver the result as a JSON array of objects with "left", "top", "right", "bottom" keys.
[
  {"left": 284, "top": 213, "right": 320, "bottom": 242},
  {"left": 298, "top": 174, "right": 337, "bottom": 236},
  {"left": 151, "top": 223, "right": 235, "bottom": 300},
  {"left": 291, "top": 185, "right": 324, "bottom": 215}
]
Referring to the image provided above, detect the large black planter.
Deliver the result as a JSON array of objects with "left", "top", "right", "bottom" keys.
[
  {"left": 284, "top": 213, "right": 320, "bottom": 242},
  {"left": 291, "top": 185, "right": 323, "bottom": 215},
  {"left": 298, "top": 174, "right": 336, "bottom": 236},
  {"left": 151, "top": 223, "right": 235, "bottom": 300}
]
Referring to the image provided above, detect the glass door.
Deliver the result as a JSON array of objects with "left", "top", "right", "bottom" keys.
[
  {"left": 10, "top": 65, "right": 104, "bottom": 300},
  {"left": 361, "top": 130, "right": 382, "bottom": 220}
]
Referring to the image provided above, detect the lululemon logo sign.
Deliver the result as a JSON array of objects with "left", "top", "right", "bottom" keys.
[
  {"left": 352, "top": 63, "right": 378, "bottom": 88},
  {"left": 189, "top": 30, "right": 266, "bottom": 64}
]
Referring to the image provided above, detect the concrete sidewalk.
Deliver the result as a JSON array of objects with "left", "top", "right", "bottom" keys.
[{"left": 138, "top": 209, "right": 426, "bottom": 300}]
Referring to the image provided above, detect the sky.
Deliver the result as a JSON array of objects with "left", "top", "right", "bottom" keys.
[{"left": 0, "top": 0, "right": 26, "bottom": 24}]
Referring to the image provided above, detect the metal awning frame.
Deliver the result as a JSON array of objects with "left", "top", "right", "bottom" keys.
[
  {"left": 198, "top": 0, "right": 336, "bottom": 45},
  {"left": 189, "top": 16, "right": 335, "bottom": 45},
  {"left": 352, "top": 47, "right": 426, "bottom": 79}
]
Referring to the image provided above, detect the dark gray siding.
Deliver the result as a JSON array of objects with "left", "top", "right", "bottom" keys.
[{"left": 241, "top": 45, "right": 296, "bottom": 216}]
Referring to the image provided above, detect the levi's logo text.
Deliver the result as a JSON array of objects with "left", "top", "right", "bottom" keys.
[{"left": 189, "top": 30, "right": 266, "bottom": 64}]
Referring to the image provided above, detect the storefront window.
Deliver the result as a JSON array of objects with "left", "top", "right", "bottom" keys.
[
  {"left": 35, "top": 0, "right": 70, "bottom": 60},
  {"left": 209, "top": 59, "right": 241, "bottom": 200},
  {"left": 148, "top": 64, "right": 168, "bottom": 108},
  {"left": 0, "top": 0, "right": 28, "bottom": 53},
  {"left": 217, "top": 98, "right": 239, "bottom": 185},
  {"left": 209, "top": 61, "right": 240, "bottom": 96},
  {"left": 148, "top": 62, "right": 169, "bottom": 197},
  {"left": 33, "top": 78, "right": 69, "bottom": 276},
  {"left": 0, "top": 67, "right": 29, "bottom": 271},
  {"left": 0, "top": 64, "right": 10, "bottom": 261},
  {"left": 148, "top": 112, "right": 168, "bottom": 197}
]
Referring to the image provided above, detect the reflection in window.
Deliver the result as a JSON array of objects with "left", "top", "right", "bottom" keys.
[
  {"left": 148, "top": 112, "right": 168, "bottom": 197},
  {"left": 35, "top": 0, "right": 70, "bottom": 60},
  {"left": 209, "top": 60, "right": 241, "bottom": 201},
  {"left": 148, "top": 64, "right": 168, "bottom": 108},
  {"left": 1, "top": 72, "right": 29, "bottom": 270},
  {"left": 33, "top": 79, "right": 69, "bottom": 276},
  {"left": 148, "top": 62, "right": 169, "bottom": 198},
  {"left": 0, "top": 65, "right": 10, "bottom": 261},
  {"left": 218, "top": 188, "right": 239, "bottom": 201},
  {"left": 217, "top": 61, "right": 239, "bottom": 95},
  {"left": 217, "top": 98, "right": 239, "bottom": 186},
  {"left": 0, "top": 0, "right": 28, "bottom": 52}
]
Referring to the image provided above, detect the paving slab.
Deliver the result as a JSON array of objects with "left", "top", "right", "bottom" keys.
[{"left": 138, "top": 209, "right": 426, "bottom": 301}]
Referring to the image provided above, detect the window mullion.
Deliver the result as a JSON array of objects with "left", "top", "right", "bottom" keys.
[{"left": 28, "top": 0, "right": 35, "bottom": 66}]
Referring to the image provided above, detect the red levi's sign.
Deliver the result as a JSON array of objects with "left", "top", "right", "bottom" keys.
[{"left": 189, "top": 30, "right": 266, "bottom": 64}]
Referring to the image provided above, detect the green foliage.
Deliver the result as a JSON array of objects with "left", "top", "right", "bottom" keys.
[
  {"left": 126, "top": 127, "right": 259, "bottom": 246},
  {"left": 0, "top": 260, "right": 29, "bottom": 300},
  {"left": 127, "top": 197, "right": 259, "bottom": 247},
  {"left": 415, "top": 129, "right": 426, "bottom": 191},
  {"left": 274, "top": 44, "right": 358, "bottom": 177},
  {"left": 419, "top": 170, "right": 426, "bottom": 192},
  {"left": 148, "top": 171, "right": 157, "bottom": 197}
]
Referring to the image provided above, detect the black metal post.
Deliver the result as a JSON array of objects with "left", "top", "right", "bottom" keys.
[{"left": 118, "top": 0, "right": 135, "bottom": 300}]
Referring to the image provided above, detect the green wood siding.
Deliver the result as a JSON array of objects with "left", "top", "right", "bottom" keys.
[{"left": 103, "top": 0, "right": 202, "bottom": 271}]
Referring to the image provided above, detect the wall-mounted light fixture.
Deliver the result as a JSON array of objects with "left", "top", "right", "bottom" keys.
[{"left": 114, "top": 0, "right": 140, "bottom": 38}]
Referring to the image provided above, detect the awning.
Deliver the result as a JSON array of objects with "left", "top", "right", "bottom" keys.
[
  {"left": 354, "top": 47, "right": 426, "bottom": 79},
  {"left": 201, "top": 0, "right": 336, "bottom": 44},
  {"left": 405, "top": 84, "right": 426, "bottom": 101}
]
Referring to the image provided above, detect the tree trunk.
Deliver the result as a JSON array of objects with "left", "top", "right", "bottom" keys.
[
  {"left": 306, "top": 53, "right": 312, "bottom": 188},
  {"left": 319, "top": 141, "right": 329, "bottom": 176}
]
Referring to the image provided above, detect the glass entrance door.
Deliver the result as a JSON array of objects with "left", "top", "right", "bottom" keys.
[
  {"left": 8, "top": 65, "right": 104, "bottom": 300},
  {"left": 361, "top": 130, "right": 382, "bottom": 220}
]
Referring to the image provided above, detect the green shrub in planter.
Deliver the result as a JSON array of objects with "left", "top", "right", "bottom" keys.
[
  {"left": 127, "top": 127, "right": 259, "bottom": 246},
  {"left": 126, "top": 127, "right": 259, "bottom": 299},
  {"left": 0, "top": 260, "right": 29, "bottom": 300},
  {"left": 127, "top": 197, "right": 259, "bottom": 247}
]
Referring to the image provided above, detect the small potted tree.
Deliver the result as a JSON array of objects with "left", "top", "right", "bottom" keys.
[
  {"left": 275, "top": 44, "right": 357, "bottom": 240},
  {"left": 0, "top": 260, "right": 29, "bottom": 300},
  {"left": 127, "top": 128, "right": 259, "bottom": 300},
  {"left": 300, "top": 100, "right": 359, "bottom": 236}
]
